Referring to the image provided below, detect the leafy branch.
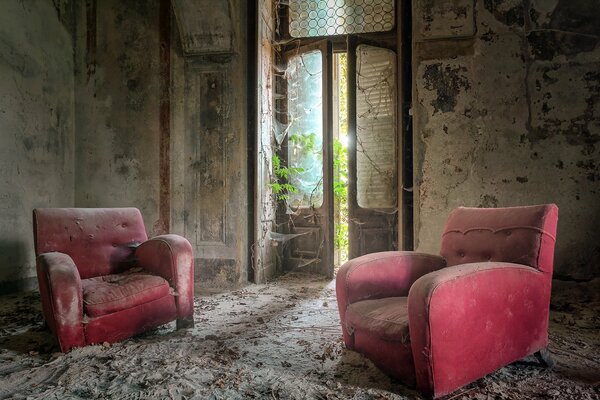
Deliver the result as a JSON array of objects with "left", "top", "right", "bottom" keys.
[
  {"left": 270, "top": 154, "right": 304, "bottom": 201},
  {"left": 333, "top": 138, "right": 348, "bottom": 251}
]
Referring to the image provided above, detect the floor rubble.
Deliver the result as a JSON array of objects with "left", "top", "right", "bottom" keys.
[{"left": 0, "top": 272, "right": 598, "bottom": 399}]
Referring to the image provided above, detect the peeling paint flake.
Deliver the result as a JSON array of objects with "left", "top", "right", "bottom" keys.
[
  {"left": 422, "top": 63, "right": 471, "bottom": 114},
  {"left": 483, "top": 0, "right": 525, "bottom": 27}
]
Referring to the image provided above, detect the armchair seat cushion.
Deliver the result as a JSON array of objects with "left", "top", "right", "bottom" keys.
[
  {"left": 82, "top": 271, "right": 171, "bottom": 317},
  {"left": 346, "top": 297, "right": 410, "bottom": 343}
]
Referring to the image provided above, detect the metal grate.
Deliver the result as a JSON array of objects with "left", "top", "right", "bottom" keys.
[{"left": 289, "top": 0, "right": 395, "bottom": 38}]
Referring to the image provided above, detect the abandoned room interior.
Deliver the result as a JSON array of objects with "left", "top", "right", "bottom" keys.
[{"left": 0, "top": 0, "right": 599, "bottom": 398}]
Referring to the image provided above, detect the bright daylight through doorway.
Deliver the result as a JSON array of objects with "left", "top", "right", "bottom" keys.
[{"left": 333, "top": 52, "right": 348, "bottom": 270}]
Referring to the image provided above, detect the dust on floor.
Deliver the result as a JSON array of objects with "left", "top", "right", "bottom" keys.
[{"left": 0, "top": 272, "right": 598, "bottom": 399}]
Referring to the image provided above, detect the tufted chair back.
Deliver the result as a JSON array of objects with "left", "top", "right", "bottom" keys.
[
  {"left": 440, "top": 204, "right": 558, "bottom": 273},
  {"left": 33, "top": 208, "right": 148, "bottom": 279}
]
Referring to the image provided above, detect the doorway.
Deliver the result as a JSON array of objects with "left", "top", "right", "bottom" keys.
[
  {"left": 275, "top": 43, "right": 398, "bottom": 277},
  {"left": 253, "top": 0, "right": 409, "bottom": 281},
  {"left": 333, "top": 53, "right": 349, "bottom": 269}
]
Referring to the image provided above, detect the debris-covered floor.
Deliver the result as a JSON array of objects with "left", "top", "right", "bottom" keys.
[{"left": 0, "top": 272, "right": 598, "bottom": 399}]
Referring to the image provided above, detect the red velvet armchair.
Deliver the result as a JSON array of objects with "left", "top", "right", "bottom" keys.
[
  {"left": 336, "top": 204, "right": 558, "bottom": 398},
  {"left": 33, "top": 208, "right": 195, "bottom": 352}
]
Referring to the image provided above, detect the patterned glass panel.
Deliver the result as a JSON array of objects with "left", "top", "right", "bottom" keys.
[
  {"left": 289, "top": 0, "right": 395, "bottom": 38},
  {"left": 356, "top": 45, "right": 397, "bottom": 208}
]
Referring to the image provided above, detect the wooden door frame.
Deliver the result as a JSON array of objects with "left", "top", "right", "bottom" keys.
[{"left": 276, "top": 40, "right": 334, "bottom": 278}]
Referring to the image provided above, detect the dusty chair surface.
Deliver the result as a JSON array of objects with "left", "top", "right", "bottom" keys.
[
  {"left": 336, "top": 204, "right": 558, "bottom": 398},
  {"left": 33, "top": 208, "right": 195, "bottom": 352}
]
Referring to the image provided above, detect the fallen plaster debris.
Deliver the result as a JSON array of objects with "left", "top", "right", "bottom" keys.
[{"left": 0, "top": 273, "right": 598, "bottom": 399}]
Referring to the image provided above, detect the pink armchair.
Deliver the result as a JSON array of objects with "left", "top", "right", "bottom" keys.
[
  {"left": 33, "top": 208, "right": 195, "bottom": 352},
  {"left": 336, "top": 204, "right": 558, "bottom": 398}
]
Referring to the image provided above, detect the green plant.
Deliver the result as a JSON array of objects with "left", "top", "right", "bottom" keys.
[
  {"left": 333, "top": 140, "right": 348, "bottom": 200},
  {"left": 333, "top": 138, "right": 349, "bottom": 251},
  {"left": 333, "top": 54, "right": 349, "bottom": 260},
  {"left": 289, "top": 131, "right": 318, "bottom": 153},
  {"left": 269, "top": 154, "right": 304, "bottom": 201},
  {"left": 287, "top": 131, "right": 324, "bottom": 207}
]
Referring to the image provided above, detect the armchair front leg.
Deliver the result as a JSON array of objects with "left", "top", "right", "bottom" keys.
[
  {"left": 534, "top": 348, "right": 555, "bottom": 368},
  {"left": 36, "top": 252, "right": 85, "bottom": 352},
  {"left": 136, "top": 234, "right": 195, "bottom": 328}
]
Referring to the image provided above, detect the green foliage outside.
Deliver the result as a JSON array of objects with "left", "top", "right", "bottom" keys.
[
  {"left": 269, "top": 153, "right": 304, "bottom": 201},
  {"left": 270, "top": 53, "right": 350, "bottom": 263},
  {"left": 288, "top": 131, "right": 323, "bottom": 208},
  {"left": 289, "top": 131, "right": 318, "bottom": 153},
  {"left": 271, "top": 136, "right": 349, "bottom": 257},
  {"left": 333, "top": 139, "right": 348, "bottom": 253},
  {"left": 334, "top": 53, "right": 349, "bottom": 262}
]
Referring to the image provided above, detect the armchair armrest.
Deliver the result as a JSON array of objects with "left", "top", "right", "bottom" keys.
[
  {"left": 408, "top": 262, "right": 552, "bottom": 398},
  {"left": 136, "top": 234, "right": 194, "bottom": 326},
  {"left": 336, "top": 251, "right": 446, "bottom": 346},
  {"left": 36, "top": 252, "right": 85, "bottom": 352}
]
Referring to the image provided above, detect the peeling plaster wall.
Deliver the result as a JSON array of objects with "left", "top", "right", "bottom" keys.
[
  {"left": 253, "top": 0, "right": 277, "bottom": 283},
  {"left": 73, "top": 0, "right": 162, "bottom": 235},
  {"left": 73, "top": 0, "right": 249, "bottom": 286},
  {"left": 0, "top": 0, "right": 249, "bottom": 292},
  {"left": 0, "top": 0, "right": 75, "bottom": 292},
  {"left": 413, "top": 0, "right": 600, "bottom": 279}
]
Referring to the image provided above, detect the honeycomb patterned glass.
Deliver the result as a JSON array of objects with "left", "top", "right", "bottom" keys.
[{"left": 289, "top": 0, "right": 395, "bottom": 38}]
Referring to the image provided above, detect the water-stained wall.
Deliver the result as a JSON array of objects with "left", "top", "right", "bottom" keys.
[
  {"left": 0, "top": 0, "right": 249, "bottom": 292},
  {"left": 73, "top": 0, "right": 163, "bottom": 234},
  {"left": 0, "top": 0, "right": 75, "bottom": 292},
  {"left": 74, "top": 0, "right": 249, "bottom": 286},
  {"left": 413, "top": 0, "right": 600, "bottom": 279}
]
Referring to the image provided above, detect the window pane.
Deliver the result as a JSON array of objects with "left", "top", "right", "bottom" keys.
[
  {"left": 287, "top": 50, "right": 324, "bottom": 208},
  {"left": 289, "top": 0, "right": 395, "bottom": 38},
  {"left": 356, "top": 45, "right": 397, "bottom": 209}
]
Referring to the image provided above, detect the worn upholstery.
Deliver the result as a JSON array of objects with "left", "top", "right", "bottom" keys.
[
  {"left": 346, "top": 297, "right": 410, "bottom": 343},
  {"left": 33, "top": 208, "right": 194, "bottom": 352},
  {"left": 34, "top": 208, "right": 148, "bottom": 279},
  {"left": 81, "top": 272, "right": 172, "bottom": 317},
  {"left": 136, "top": 234, "right": 195, "bottom": 322},
  {"left": 440, "top": 205, "right": 558, "bottom": 272},
  {"left": 336, "top": 204, "right": 558, "bottom": 398},
  {"left": 336, "top": 251, "right": 446, "bottom": 346}
]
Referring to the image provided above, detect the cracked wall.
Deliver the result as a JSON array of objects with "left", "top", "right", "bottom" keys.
[
  {"left": 73, "top": 0, "right": 162, "bottom": 234},
  {"left": 0, "top": 0, "right": 75, "bottom": 292},
  {"left": 413, "top": 0, "right": 600, "bottom": 279}
]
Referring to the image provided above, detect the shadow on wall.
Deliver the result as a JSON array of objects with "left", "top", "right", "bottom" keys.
[{"left": 0, "top": 241, "right": 36, "bottom": 295}]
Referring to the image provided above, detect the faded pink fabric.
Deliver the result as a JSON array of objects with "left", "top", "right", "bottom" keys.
[
  {"left": 440, "top": 204, "right": 558, "bottom": 272},
  {"left": 346, "top": 297, "right": 410, "bottom": 343},
  {"left": 336, "top": 204, "right": 558, "bottom": 398},
  {"left": 81, "top": 272, "right": 171, "bottom": 317},
  {"left": 33, "top": 208, "right": 195, "bottom": 352},
  {"left": 136, "top": 234, "right": 195, "bottom": 320},
  {"left": 34, "top": 208, "right": 147, "bottom": 279}
]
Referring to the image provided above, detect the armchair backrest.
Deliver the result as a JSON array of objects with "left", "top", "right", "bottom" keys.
[
  {"left": 440, "top": 204, "right": 558, "bottom": 273},
  {"left": 33, "top": 208, "right": 148, "bottom": 279}
]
